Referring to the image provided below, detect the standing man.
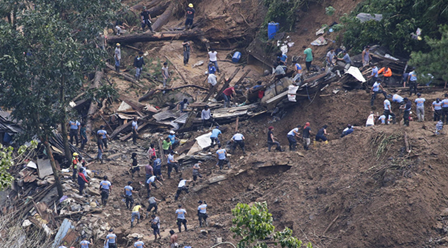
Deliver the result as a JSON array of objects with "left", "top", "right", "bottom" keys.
[
  {"left": 80, "top": 236, "right": 92, "bottom": 248},
  {"left": 208, "top": 50, "right": 219, "bottom": 73},
  {"left": 406, "top": 69, "right": 418, "bottom": 96},
  {"left": 208, "top": 62, "right": 216, "bottom": 75},
  {"left": 201, "top": 105, "right": 214, "bottom": 130},
  {"left": 168, "top": 130, "right": 180, "bottom": 148},
  {"left": 161, "top": 62, "right": 170, "bottom": 88},
  {"left": 78, "top": 168, "right": 89, "bottom": 195},
  {"left": 367, "top": 65, "right": 379, "bottom": 86},
  {"left": 303, "top": 45, "right": 313, "bottom": 72},
  {"left": 231, "top": 132, "right": 246, "bottom": 155},
  {"left": 378, "top": 65, "right": 392, "bottom": 87},
  {"left": 292, "top": 59, "right": 302, "bottom": 83},
  {"left": 210, "top": 126, "right": 222, "bottom": 147},
  {"left": 174, "top": 178, "right": 191, "bottom": 201},
  {"left": 124, "top": 181, "right": 136, "bottom": 210},
  {"left": 326, "top": 48, "right": 335, "bottom": 67},
  {"left": 315, "top": 125, "right": 329, "bottom": 145},
  {"left": 216, "top": 144, "right": 230, "bottom": 170},
  {"left": 153, "top": 156, "right": 164, "bottom": 180},
  {"left": 97, "top": 133, "right": 104, "bottom": 164},
  {"left": 267, "top": 126, "right": 282, "bottom": 152},
  {"left": 177, "top": 98, "right": 189, "bottom": 112},
  {"left": 302, "top": 122, "right": 311, "bottom": 151},
  {"left": 442, "top": 94, "right": 448, "bottom": 124},
  {"left": 175, "top": 204, "right": 188, "bottom": 232},
  {"left": 132, "top": 116, "right": 138, "bottom": 145},
  {"left": 114, "top": 43, "right": 121, "bottom": 72},
  {"left": 134, "top": 51, "right": 145, "bottom": 80},
  {"left": 384, "top": 95, "right": 396, "bottom": 125},
  {"left": 80, "top": 123, "right": 87, "bottom": 150},
  {"left": 71, "top": 153, "right": 79, "bottom": 180},
  {"left": 146, "top": 196, "right": 161, "bottom": 216},
  {"left": 68, "top": 119, "right": 80, "bottom": 146},
  {"left": 99, "top": 176, "right": 112, "bottom": 207},
  {"left": 131, "top": 203, "right": 143, "bottom": 228},
  {"left": 166, "top": 151, "right": 179, "bottom": 179},
  {"left": 432, "top": 98, "right": 443, "bottom": 122},
  {"left": 97, "top": 32, "right": 106, "bottom": 50},
  {"left": 287, "top": 126, "right": 300, "bottom": 151},
  {"left": 105, "top": 229, "right": 117, "bottom": 248},
  {"left": 144, "top": 162, "right": 153, "bottom": 192},
  {"left": 133, "top": 236, "right": 145, "bottom": 248},
  {"left": 223, "top": 86, "right": 236, "bottom": 108},
  {"left": 192, "top": 161, "right": 202, "bottom": 181},
  {"left": 97, "top": 126, "right": 110, "bottom": 150},
  {"left": 162, "top": 137, "right": 172, "bottom": 155},
  {"left": 185, "top": 3, "right": 195, "bottom": 29},
  {"left": 361, "top": 45, "right": 372, "bottom": 67},
  {"left": 370, "top": 80, "right": 387, "bottom": 107},
  {"left": 415, "top": 93, "right": 426, "bottom": 122},
  {"left": 182, "top": 40, "right": 191, "bottom": 66},
  {"left": 141, "top": 6, "right": 153, "bottom": 32},
  {"left": 151, "top": 214, "right": 161, "bottom": 241},
  {"left": 402, "top": 97, "right": 411, "bottom": 126},
  {"left": 197, "top": 200, "right": 208, "bottom": 227}
]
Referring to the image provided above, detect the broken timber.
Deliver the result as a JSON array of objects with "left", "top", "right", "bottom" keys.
[
  {"left": 86, "top": 71, "right": 103, "bottom": 137},
  {"left": 216, "top": 69, "right": 251, "bottom": 101},
  {"left": 107, "top": 29, "right": 205, "bottom": 44},
  {"left": 164, "top": 55, "right": 188, "bottom": 84},
  {"left": 105, "top": 64, "right": 144, "bottom": 88},
  {"left": 138, "top": 85, "right": 209, "bottom": 102}
]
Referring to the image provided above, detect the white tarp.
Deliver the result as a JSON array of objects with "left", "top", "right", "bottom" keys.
[
  {"left": 195, "top": 132, "right": 212, "bottom": 149},
  {"left": 117, "top": 101, "right": 133, "bottom": 112},
  {"left": 288, "top": 85, "right": 299, "bottom": 102},
  {"left": 356, "top": 13, "right": 383, "bottom": 23},
  {"left": 311, "top": 36, "right": 327, "bottom": 46},
  {"left": 345, "top": 66, "right": 366, "bottom": 82}
]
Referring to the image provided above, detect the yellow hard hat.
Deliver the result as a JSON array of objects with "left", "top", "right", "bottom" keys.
[
  {"left": 116, "top": 43, "right": 120, "bottom": 46},
  {"left": 188, "top": 3, "right": 193, "bottom": 7},
  {"left": 73, "top": 152, "right": 79, "bottom": 157}
]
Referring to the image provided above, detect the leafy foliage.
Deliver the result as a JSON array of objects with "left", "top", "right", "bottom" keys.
[
  {"left": 341, "top": 0, "right": 448, "bottom": 55},
  {"left": 325, "top": 6, "right": 335, "bottom": 16},
  {"left": 231, "top": 202, "right": 312, "bottom": 248},
  {"left": 0, "top": 141, "right": 37, "bottom": 190},
  {"left": 409, "top": 25, "right": 448, "bottom": 83}
]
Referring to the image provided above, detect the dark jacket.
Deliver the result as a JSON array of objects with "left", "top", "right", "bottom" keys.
[{"left": 134, "top": 56, "right": 145, "bottom": 68}]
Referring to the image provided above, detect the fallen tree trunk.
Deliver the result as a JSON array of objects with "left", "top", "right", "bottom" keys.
[
  {"left": 216, "top": 69, "right": 251, "bottom": 100},
  {"left": 138, "top": 84, "right": 209, "bottom": 102},
  {"left": 86, "top": 71, "right": 103, "bottom": 137},
  {"left": 152, "top": 2, "right": 174, "bottom": 31},
  {"left": 110, "top": 121, "right": 133, "bottom": 139},
  {"left": 130, "top": 0, "right": 161, "bottom": 11},
  {"left": 107, "top": 29, "right": 204, "bottom": 44},
  {"left": 164, "top": 55, "right": 188, "bottom": 84},
  {"left": 105, "top": 64, "right": 144, "bottom": 88}
]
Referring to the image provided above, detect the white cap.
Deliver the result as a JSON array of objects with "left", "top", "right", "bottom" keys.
[{"left": 170, "top": 131, "right": 175, "bottom": 134}]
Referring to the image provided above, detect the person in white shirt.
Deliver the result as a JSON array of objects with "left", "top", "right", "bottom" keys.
[
  {"left": 174, "top": 178, "right": 191, "bottom": 201},
  {"left": 366, "top": 111, "right": 376, "bottom": 127},
  {"left": 231, "top": 133, "right": 245, "bottom": 155},
  {"left": 208, "top": 50, "right": 219, "bottom": 73}
]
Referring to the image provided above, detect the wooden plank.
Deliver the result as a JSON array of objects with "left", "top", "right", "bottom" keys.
[
  {"left": 110, "top": 121, "right": 133, "bottom": 139},
  {"left": 105, "top": 64, "right": 145, "bottom": 88},
  {"left": 164, "top": 55, "right": 188, "bottom": 84},
  {"left": 119, "top": 123, "right": 150, "bottom": 141},
  {"left": 202, "top": 72, "right": 226, "bottom": 102}
]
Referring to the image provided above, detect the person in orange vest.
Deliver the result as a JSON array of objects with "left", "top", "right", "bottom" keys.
[
  {"left": 72, "top": 153, "right": 79, "bottom": 180},
  {"left": 378, "top": 65, "right": 392, "bottom": 87}
]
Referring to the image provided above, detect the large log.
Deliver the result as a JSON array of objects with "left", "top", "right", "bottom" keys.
[
  {"left": 107, "top": 29, "right": 204, "bottom": 44},
  {"left": 148, "top": 1, "right": 170, "bottom": 17},
  {"left": 104, "top": 64, "right": 144, "bottom": 88},
  {"left": 86, "top": 71, "right": 103, "bottom": 137},
  {"left": 152, "top": 2, "right": 174, "bottom": 31}
]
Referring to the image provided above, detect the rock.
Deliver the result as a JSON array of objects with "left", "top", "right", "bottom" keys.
[
  {"left": 90, "top": 202, "right": 98, "bottom": 208},
  {"left": 113, "top": 211, "right": 121, "bottom": 216},
  {"left": 113, "top": 204, "right": 120, "bottom": 209},
  {"left": 208, "top": 175, "right": 227, "bottom": 184},
  {"left": 441, "top": 208, "right": 448, "bottom": 217},
  {"left": 87, "top": 188, "right": 100, "bottom": 196},
  {"left": 200, "top": 230, "right": 208, "bottom": 234},
  {"left": 83, "top": 205, "right": 91, "bottom": 212},
  {"left": 71, "top": 204, "right": 81, "bottom": 211},
  {"left": 247, "top": 184, "right": 254, "bottom": 191}
]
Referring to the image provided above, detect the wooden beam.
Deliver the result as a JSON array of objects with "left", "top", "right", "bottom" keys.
[
  {"left": 105, "top": 63, "right": 144, "bottom": 88},
  {"left": 86, "top": 71, "right": 103, "bottom": 138},
  {"left": 203, "top": 73, "right": 226, "bottom": 103},
  {"left": 164, "top": 55, "right": 188, "bottom": 84},
  {"left": 110, "top": 121, "right": 133, "bottom": 139},
  {"left": 119, "top": 123, "right": 150, "bottom": 141}
]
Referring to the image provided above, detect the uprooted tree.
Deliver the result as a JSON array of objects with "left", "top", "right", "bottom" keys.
[
  {"left": 0, "top": 0, "right": 120, "bottom": 197},
  {"left": 231, "top": 202, "right": 312, "bottom": 248}
]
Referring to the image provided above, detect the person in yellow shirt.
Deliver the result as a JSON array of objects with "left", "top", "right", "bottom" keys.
[{"left": 131, "top": 203, "right": 143, "bottom": 228}]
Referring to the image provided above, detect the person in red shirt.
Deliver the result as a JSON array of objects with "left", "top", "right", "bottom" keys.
[
  {"left": 223, "top": 86, "right": 235, "bottom": 108},
  {"left": 78, "top": 168, "right": 89, "bottom": 195}
]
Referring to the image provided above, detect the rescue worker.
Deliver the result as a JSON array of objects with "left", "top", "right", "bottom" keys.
[
  {"left": 384, "top": 95, "right": 396, "bottom": 125},
  {"left": 231, "top": 132, "right": 245, "bottom": 155},
  {"left": 341, "top": 124, "right": 354, "bottom": 138},
  {"left": 97, "top": 125, "right": 110, "bottom": 149},
  {"left": 287, "top": 126, "right": 300, "bottom": 151},
  {"left": 68, "top": 119, "right": 80, "bottom": 146},
  {"left": 167, "top": 151, "right": 179, "bottom": 179},
  {"left": 267, "top": 126, "right": 282, "bottom": 152},
  {"left": 406, "top": 69, "right": 418, "bottom": 96},
  {"left": 432, "top": 98, "right": 443, "bottom": 121},
  {"left": 378, "top": 65, "right": 392, "bottom": 87},
  {"left": 402, "top": 98, "right": 412, "bottom": 126},
  {"left": 114, "top": 43, "right": 121, "bottom": 72},
  {"left": 367, "top": 65, "right": 379, "bottom": 86},
  {"left": 210, "top": 126, "right": 222, "bottom": 147},
  {"left": 174, "top": 178, "right": 191, "bottom": 201},
  {"left": 132, "top": 116, "right": 138, "bottom": 145},
  {"left": 80, "top": 235, "right": 92, "bottom": 248},
  {"left": 72, "top": 152, "right": 79, "bottom": 180},
  {"left": 192, "top": 161, "right": 202, "bottom": 181},
  {"left": 302, "top": 122, "right": 311, "bottom": 150},
  {"left": 361, "top": 45, "right": 372, "bottom": 67},
  {"left": 185, "top": 3, "right": 195, "bottom": 29},
  {"left": 442, "top": 94, "right": 448, "bottom": 124},
  {"left": 216, "top": 144, "right": 230, "bottom": 170},
  {"left": 105, "top": 229, "right": 117, "bottom": 248},
  {"left": 223, "top": 86, "right": 236, "bottom": 108},
  {"left": 151, "top": 214, "right": 161, "bottom": 241},
  {"left": 182, "top": 40, "right": 191, "bottom": 66},
  {"left": 131, "top": 202, "right": 143, "bottom": 228},
  {"left": 292, "top": 59, "right": 302, "bottom": 84},
  {"left": 78, "top": 168, "right": 89, "bottom": 195},
  {"left": 130, "top": 153, "right": 140, "bottom": 179},
  {"left": 133, "top": 236, "right": 145, "bottom": 248},
  {"left": 100, "top": 176, "right": 112, "bottom": 207},
  {"left": 153, "top": 156, "right": 164, "bottom": 180},
  {"left": 124, "top": 181, "right": 136, "bottom": 210},
  {"left": 146, "top": 196, "right": 161, "bottom": 216},
  {"left": 146, "top": 174, "right": 163, "bottom": 198},
  {"left": 175, "top": 204, "right": 188, "bottom": 232},
  {"left": 370, "top": 80, "right": 387, "bottom": 106},
  {"left": 197, "top": 200, "right": 208, "bottom": 227},
  {"left": 134, "top": 51, "right": 145, "bottom": 80},
  {"left": 140, "top": 6, "right": 153, "bottom": 32},
  {"left": 170, "top": 230, "right": 178, "bottom": 248},
  {"left": 315, "top": 125, "right": 329, "bottom": 145},
  {"left": 201, "top": 105, "right": 214, "bottom": 130},
  {"left": 415, "top": 93, "right": 426, "bottom": 122},
  {"left": 80, "top": 123, "right": 87, "bottom": 150}
]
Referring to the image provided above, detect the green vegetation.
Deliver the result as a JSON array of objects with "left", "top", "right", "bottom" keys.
[
  {"left": 231, "top": 202, "right": 312, "bottom": 248},
  {"left": 341, "top": 0, "right": 448, "bottom": 55}
]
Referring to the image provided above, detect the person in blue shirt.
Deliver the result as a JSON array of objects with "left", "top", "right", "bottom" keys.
[
  {"left": 177, "top": 98, "right": 189, "bottom": 112},
  {"left": 292, "top": 60, "right": 302, "bottom": 83},
  {"left": 400, "top": 97, "right": 412, "bottom": 126},
  {"left": 216, "top": 144, "right": 230, "bottom": 170},
  {"left": 370, "top": 80, "right": 387, "bottom": 106},
  {"left": 432, "top": 98, "right": 443, "bottom": 122},
  {"left": 105, "top": 229, "right": 117, "bottom": 248},
  {"left": 133, "top": 236, "right": 145, "bottom": 248},
  {"left": 80, "top": 236, "right": 92, "bottom": 248},
  {"left": 341, "top": 124, "right": 354, "bottom": 138},
  {"left": 68, "top": 120, "right": 80, "bottom": 146},
  {"left": 168, "top": 130, "right": 180, "bottom": 148},
  {"left": 414, "top": 93, "right": 426, "bottom": 122},
  {"left": 175, "top": 204, "right": 188, "bottom": 232},
  {"left": 124, "top": 181, "right": 136, "bottom": 210},
  {"left": 210, "top": 126, "right": 222, "bottom": 147},
  {"left": 97, "top": 126, "right": 110, "bottom": 149},
  {"left": 383, "top": 96, "right": 396, "bottom": 125},
  {"left": 99, "top": 176, "right": 112, "bottom": 207},
  {"left": 441, "top": 94, "right": 448, "bottom": 124},
  {"left": 208, "top": 62, "right": 216, "bottom": 74},
  {"left": 153, "top": 157, "right": 164, "bottom": 181},
  {"left": 337, "top": 50, "right": 351, "bottom": 65},
  {"left": 367, "top": 66, "right": 379, "bottom": 86},
  {"left": 197, "top": 200, "right": 208, "bottom": 227},
  {"left": 406, "top": 70, "right": 418, "bottom": 96},
  {"left": 132, "top": 116, "right": 139, "bottom": 145},
  {"left": 166, "top": 151, "right": 179, "bottom": 179}
]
